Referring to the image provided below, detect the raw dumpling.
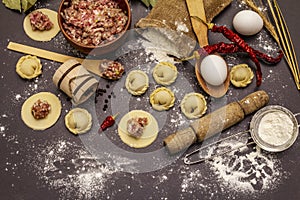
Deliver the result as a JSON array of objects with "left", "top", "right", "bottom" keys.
[
  {"left": 152, "top": 62, "right": 178, "bottom": 85},
  {"left": 230, "top": 64, "right": 254, "bottom": 87},
  {"left": 150, "top": 87, "right": 175, "bottom": 111},
  {"left": 180, "top": 93, "right": 207, "bottom": 119},
  {"left": 125, "top": 70, "right": 149, "bottom": 95},
  {"left": 16, "top": 55, "right": 42, "bottom": 79},
  {"left": 65, "top": 108, "right": 92, "bottom": 135}
]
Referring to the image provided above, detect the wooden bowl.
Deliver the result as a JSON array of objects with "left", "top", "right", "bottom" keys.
[{"left": 58, "top": 0, "right": 131, "bottom": 55}]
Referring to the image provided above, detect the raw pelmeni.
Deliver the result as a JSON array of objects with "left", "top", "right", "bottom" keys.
[{"left": 125, "top": 70, "right": 149, "bottom": 95}]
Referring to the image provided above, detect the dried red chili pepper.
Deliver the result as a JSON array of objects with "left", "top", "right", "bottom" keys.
[
  {"left": 201, "top": 42, "right": 283, "bottom": 64},
  {"left": 206, "top": 23, "right": 263, "bottom": 86},
  {"left": 253, "top": 49, "right": 283, "bottom": 64},
  {"left": 99, "top": 114, "right": 118, "bottom": 132}
]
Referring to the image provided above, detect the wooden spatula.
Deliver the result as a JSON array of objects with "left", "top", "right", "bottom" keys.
[{"left": 7, "top": 41, "right": 124, "bottom": 80}]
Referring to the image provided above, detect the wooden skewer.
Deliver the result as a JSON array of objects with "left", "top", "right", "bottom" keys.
[
  {"left": 273, "top": 0, "right": 300, "bottom": 89},
  {"left": 245, "top": 0, "right": 279, "bottom": 44},
  {"left": 267, "top": 0, "right": 300, "bottom": 90},
  {"left": 272, "top": 1, "right": 298, "bottom": 78}
]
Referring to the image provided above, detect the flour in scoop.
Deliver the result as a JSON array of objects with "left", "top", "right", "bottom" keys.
[{"left": 258, "top": 111, "right": 294, "bottom": 146}]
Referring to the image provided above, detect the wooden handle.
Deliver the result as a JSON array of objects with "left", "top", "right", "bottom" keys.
[
  {"left": 7, "top": 42, "right": 111, "bottom": 78},
  {"left": 164, "top": 90, "right": 270, "bottom": 154},
  {"left": 186, "top": 0, "right": 208, "bottom": 47},
  {"left": 7, "top": 42, "right": 83, "bottom": 63}
]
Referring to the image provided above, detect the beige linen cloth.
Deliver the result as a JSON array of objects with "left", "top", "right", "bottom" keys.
[{"left": 136, "top": 0, "right": 232, "bottom": 42}]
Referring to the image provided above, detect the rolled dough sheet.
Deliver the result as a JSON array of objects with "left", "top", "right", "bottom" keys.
[
  {"left": 118, "top": 110, "right": 159, "bottom": 148},
  {"left": 23, "top": 8, "right": 60, "bottom": 41},
  {"left": 21, "top": 92, "right": 62, "bottom": 130}
]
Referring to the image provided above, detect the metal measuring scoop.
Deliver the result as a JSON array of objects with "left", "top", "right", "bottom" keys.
[{"left": 184, "top": 105, "right": 300, "bottom": 165}]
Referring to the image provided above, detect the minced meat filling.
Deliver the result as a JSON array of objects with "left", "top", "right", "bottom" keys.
[
  {"left": 101, "top": 61, "right": 124, "bottom": 80},
  {"left": 126, "top": 117, "right": 148, "bottom": 139},
  {"left": 31, "top": 99, "right": 51, "bottom": 119},
  {"left": 29, "top": 11, "right": 54, "bottom": 31},
  {"left": 61, "top": 0, "right": 128, "bottom": 46}
]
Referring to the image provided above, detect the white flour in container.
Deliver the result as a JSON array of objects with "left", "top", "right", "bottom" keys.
[{"left": 258, "top": 111, "right": 294, "bottom": 146}]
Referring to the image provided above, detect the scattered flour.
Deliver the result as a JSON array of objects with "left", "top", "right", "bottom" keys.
[
  {"left": 180, "top": 137, "right": 287, "bottom": 199},
  {"left": 15, "top": 94, "right": 22, "bottom": 101},
  {"left": 175, "top": 21, "right": 189, "bottom": 33},
  {"left": 210, "top": 145, "right": 281, "bottom": 192},
  {"left": 28, "top": 139, "right": 117, "bottom": 199}
]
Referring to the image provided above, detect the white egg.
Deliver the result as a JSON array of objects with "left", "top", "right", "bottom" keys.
[
  {"left": 200, "top": 55, "right": 228, "bottom": 86},
  {"left": 233, "top": 10, "right": 263, "bottom": 36}
]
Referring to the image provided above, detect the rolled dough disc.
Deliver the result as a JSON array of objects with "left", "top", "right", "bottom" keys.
[
  {"left": 21, "top": 92, "right": 62, "bottom": 130},
  {"left": 118, "top": 110, "right": 159, "bottom": 148},
  {"left": 23, "top": 8, "right": 60, "bottom": 41}
]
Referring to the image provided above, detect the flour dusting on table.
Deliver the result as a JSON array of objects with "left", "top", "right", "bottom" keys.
[
  {"left": 27, "top": 139, "right": 117, "bottom": 199},
  {"left": 179, "top": 137, "right": 288, "bottom": 199}
]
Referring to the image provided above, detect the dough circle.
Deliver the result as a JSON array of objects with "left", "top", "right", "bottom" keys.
[
  {"left": 118, "top": 110, "right": 159, "bottom": 148},
  {"left": 23, "top": 8, "right": 60, "bottom": 41},
  {"left": 65, "top": 108, "right": 92, "bottom": 135},
  {"left": 16, "top": 55, "right": 42, "bottom": 79},
  {"left": 21, "top": 92, "right": 62, "bottom": 130}
]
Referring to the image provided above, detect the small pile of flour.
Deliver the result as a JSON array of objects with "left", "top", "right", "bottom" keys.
[
  {"left": 175, "top": 21, "right": 189, "bottom": 33},
  {"left": 138, "top": 27, "right": 195, "bottom": 64}
]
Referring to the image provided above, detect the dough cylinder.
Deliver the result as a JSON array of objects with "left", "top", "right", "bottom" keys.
[
  {"left": 53, "top": 59, "right": 98, "bottom": 105},
  {"left": 163, "top": 90, "right": 269, "bottom": 154}
]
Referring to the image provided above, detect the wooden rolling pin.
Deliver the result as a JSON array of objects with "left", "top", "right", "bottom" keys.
[{"left": 163, "top": 90, "right": 269, "bottom": 154}]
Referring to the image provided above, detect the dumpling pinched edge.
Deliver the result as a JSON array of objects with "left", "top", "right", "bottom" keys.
[
  {"left": 230, "top": 64, "right": 254, "bottom": 87},
  {"left": 180, "top": 92, "right": 207, "bottom": 119},
  {"left": 16, "top": 55, "right": 42, "bottom": 79},
  {"left": 65, "top": 108, "right": 92, "bottom": 135},
  {"left": 150, "top": 87, "right": 175, "bottom": 111},
  {"left": 152, "top": 62, "right": 178, "bottom": 86},
  {"left": 125, "top": 70, "right": 149, "bottom": 96}
]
